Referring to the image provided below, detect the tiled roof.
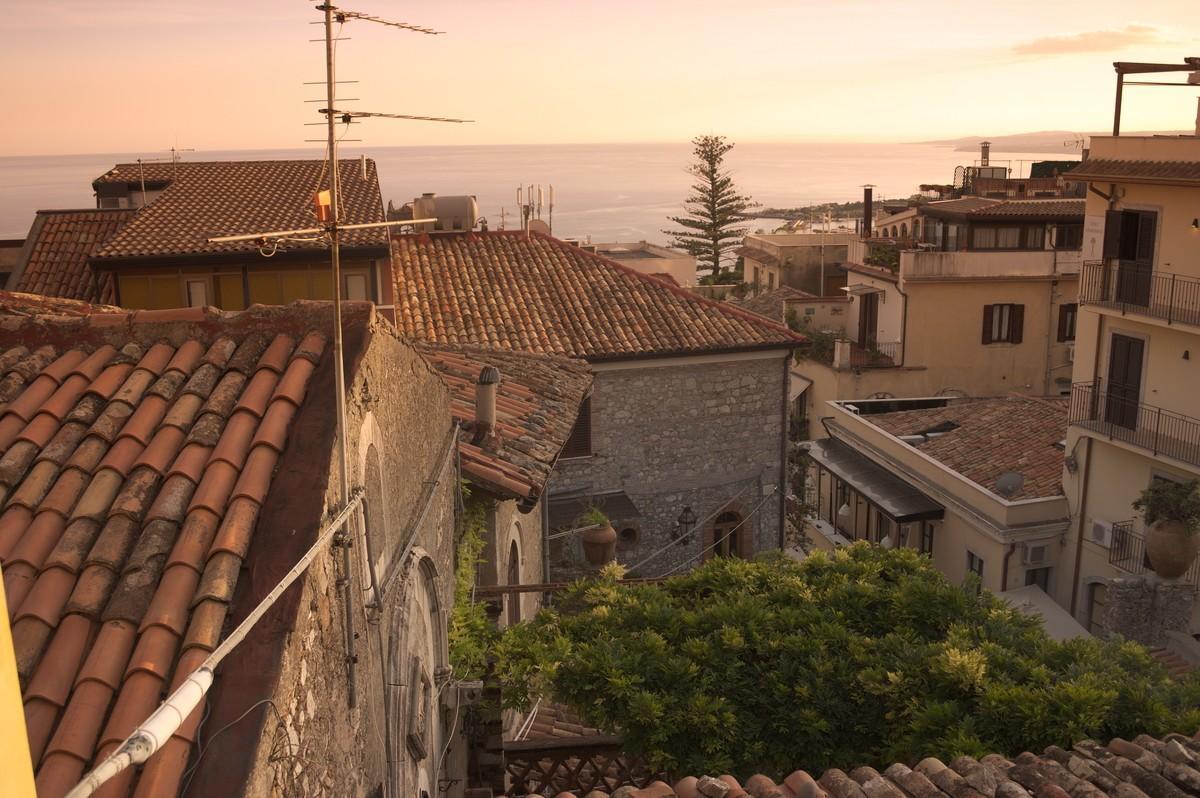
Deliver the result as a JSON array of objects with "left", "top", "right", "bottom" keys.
[
  {"left": 92, "top": 160, "right": 387, "bottom": 260},
  {"left": 0, "top": 291, "right": 120, "bottom": 318},
  {"left": 865, "top": 395, "right": 1067, "bottom": 501},
  {"left": 12, "top": 210, "right": 135, "bottom": 303},
  {"left": 1067, "top": 158, "right": 1200, "bottom": 185},
  {"left": 734, "top": 287, "right": 818, "bottom": 323},
  {"left": 391, "top": 231, "right": 801, "bottom": 361},
  {"left": 417, "top": 343, "right": 592, "bottom": 502},
  {"left": 966, "top": 199, "right": 1085, "bottom": 220},
  {"left": 0, "top": 298, "right": 358, "bottom": 798},
  {"left": 498, "top": 731, "right": 1200, "bottom": 798}
]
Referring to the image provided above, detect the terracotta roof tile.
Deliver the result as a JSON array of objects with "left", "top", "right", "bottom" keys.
[
  {"left": 391, "top": 231, "right": 801, "bottom": 360},
  {"left": 0, "top": 300, "right": 342, "bottom": 795},
  {"left": 862, "top": 395, "right": 1067, "bottom": 500},
  {"left": 11, "top": 210, "right": 133, "bottom": 303},
  {"left": 91, "top": 159, "right": 387, "bottom": 260},
  {"left": 419, "top": 343, "right": 592, "bottom": 501}
]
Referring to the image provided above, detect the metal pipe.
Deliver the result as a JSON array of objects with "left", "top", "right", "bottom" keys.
[{"left": 64, "top": 494, "right": 364, "bottom": 798}]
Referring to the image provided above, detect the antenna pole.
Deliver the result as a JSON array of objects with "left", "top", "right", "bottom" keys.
[{"left": 323, "top": 1, "right": 356, "bottom": 708}]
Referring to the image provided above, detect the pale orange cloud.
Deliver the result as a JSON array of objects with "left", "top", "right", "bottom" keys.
[{"left": 1012, "top": 25, "right": 1164, "bottom": 56}]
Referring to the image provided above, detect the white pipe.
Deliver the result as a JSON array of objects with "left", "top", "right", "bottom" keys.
[{"left": 65, "top": 493, "right": 363, "bottom": 798}]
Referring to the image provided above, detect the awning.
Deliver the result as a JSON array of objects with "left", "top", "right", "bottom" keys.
[
  {"left": 804, "top": 438, "right": 943, "bottom": 523},
  {"left": 842, "top": 284, "right": 883, "bottom": 296},
  {"left": 548, "top": 490, "right": 641, "bottom": 529}
]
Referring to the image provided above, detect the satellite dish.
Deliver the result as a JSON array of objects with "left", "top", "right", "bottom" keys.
[{"left": 995, "top": 471, "right": 1025, "bottom": 498}]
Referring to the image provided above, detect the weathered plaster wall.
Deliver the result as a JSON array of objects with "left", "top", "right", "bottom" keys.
[{"left": 551, "top": 353, "right": 787, "bottom": 578}]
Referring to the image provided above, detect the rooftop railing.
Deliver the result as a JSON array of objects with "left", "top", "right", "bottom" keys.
[
  {"left": 1080, "top": 260, "right": 1200, "bottom": 328},
  {"left": 1068, "top": 381, "right": 1200, "bottom": 468}
]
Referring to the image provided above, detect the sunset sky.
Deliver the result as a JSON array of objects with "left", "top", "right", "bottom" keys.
[{"left": 2, "top": 0, "right": 1195, "bottom": 156}]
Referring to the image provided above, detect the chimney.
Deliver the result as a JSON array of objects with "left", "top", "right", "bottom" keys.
[
  {"left": 980, "top": 141, "right": 991, "bottom": 167},
  {"left": 473, "top": 365, "right": 500, "bottom": 446},
  {"left": 862, "top": 185, "right": 874, "bottom": 239}
]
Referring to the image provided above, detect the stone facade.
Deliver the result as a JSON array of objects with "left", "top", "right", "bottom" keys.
[
  {"left": 1095, "top": 575, "right": 1197, "bottom": 648},
  {"left": 193, "top": 326, "right": 460, "bottom": 798},
  {"left": 550, "top": 352, "right": 788, "bottom": 578}
]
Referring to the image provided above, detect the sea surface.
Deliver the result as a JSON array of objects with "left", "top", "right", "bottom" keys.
[{"left": 0, "top": 142, "right": 1074, "bottom": 244}]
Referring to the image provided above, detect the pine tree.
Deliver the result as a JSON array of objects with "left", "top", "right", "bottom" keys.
[{"left": 663, "top": 135, "right": 757, "bottom": 281}]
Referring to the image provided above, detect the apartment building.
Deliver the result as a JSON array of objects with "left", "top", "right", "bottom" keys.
[
  {"left": 792, "top": 198, "right": 1082, "bottom": 439},
  {"left": 1062, "top": 134, "right": 1200, "bottom": 633},
  {"left": 805, "top": 395, "right": 1071, "bottom": 597}
]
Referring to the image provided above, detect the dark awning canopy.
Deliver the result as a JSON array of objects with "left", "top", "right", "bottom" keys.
[
  {"left": 547, "top": 490, "right": 641, "bottom": 529},
  {"left": 805, "top": 438, "right": 944, "bottom": 523}
]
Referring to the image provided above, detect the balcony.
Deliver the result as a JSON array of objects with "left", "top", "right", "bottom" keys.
[
  {"left": 1068, "top": 381, "right": 1200, "bottom": 468},
  {"left": 1079, "top": 260, "right": 1200, "bottom": 328},
  {"left": 1107, "top": 519, "right": 1200, "bottom": 587}
]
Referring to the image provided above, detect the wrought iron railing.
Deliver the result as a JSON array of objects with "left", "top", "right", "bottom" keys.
[
  {"left": 1108, "top": 519, "right": 1200, "bottom": 586},
  {"left": 1080, "top": 260, "right": 1200, "bottom": 327},
  {"left": 502, "top": 735, "right": 666, "bottom": 795},
  {"left": 1068, "top": 381, "right": 1200, "bottom": 469}
]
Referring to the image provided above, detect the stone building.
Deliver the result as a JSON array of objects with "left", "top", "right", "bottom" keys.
[
  {"left": 390, "top": 231, "right": 801, "bottom": 579},
  {"left": 0, "top": 298, "right": 461, "bottom": 798}
]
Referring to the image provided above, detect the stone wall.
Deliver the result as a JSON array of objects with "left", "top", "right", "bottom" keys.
[
  {"left": 234, "top": 326, "right": 459, "bottom": 798},
  {"left": 550, "top": 352, "right": 788, "bottom": 578},
  {"left": 1096, "top": 575, "right": 1197, "bottom": 647}
]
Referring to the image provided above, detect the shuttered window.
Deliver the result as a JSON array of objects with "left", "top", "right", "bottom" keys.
[
  {"left": 982, "top": 304, "right": 1024, "bottom": 344},
  {"left": 561, "top": 396, "right": 592, "bottom": 458},
  {"left": 1057, "top": 303, "right": 1077, "bottom": 342}
]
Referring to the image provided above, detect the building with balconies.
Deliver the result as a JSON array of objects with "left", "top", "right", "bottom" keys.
[
  {"left": 790, "top": 198, "right": 1082, "bottom": 439},
  {"left": 1061, "top": 134, "right": 1200, "bottom": 634}
]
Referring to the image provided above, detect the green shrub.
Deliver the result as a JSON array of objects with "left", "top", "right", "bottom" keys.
[{"left": 492, "top": 545, "right": 1199, "bottom": 779}]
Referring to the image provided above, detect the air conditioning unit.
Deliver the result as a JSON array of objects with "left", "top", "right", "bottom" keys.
[
  {"left": 1065, "top": 343, "right": 1074, "bottom": 363},
  {"left": 1090, "top": 519, "right": 1114, "bottom": 548},
  {"left": 1022, "top": 541, "right": 1050, "bottom": 566}
]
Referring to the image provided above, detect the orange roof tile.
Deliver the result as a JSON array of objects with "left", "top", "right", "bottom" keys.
[
  {"left": 10, "top": 210, "right": 134, "bottom": 303},
  {"left": 391, "top": 231, "right": 801, "bottom": 361},
  {"left": 417, "top": 343, "right": 592, "bottom": 502},
  {"left": 0, "top": 297, "right": 349, "bottom": 797}
]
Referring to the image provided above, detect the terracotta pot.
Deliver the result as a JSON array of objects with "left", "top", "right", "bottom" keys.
[
  {"left": 582, "top": 523, "right": 617, "bottom": 565},
  {"left": 1145, "top": 520, "right": 1200, "bottom": 579}
]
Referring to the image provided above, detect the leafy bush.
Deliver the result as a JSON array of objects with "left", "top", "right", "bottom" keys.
[
  {"left": 448, "top": 500, "right": 498, "bottom": 681},
  {"left": 492, "top": 546, "right": 1200, "bottom": 779}
]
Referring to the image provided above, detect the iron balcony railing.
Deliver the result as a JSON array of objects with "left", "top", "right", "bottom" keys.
[
  {"left": 1069, "top": 381, "right": 1200, "bottom": 468},
  {"left": 1108, "top": 519, "right": 1200, "bottom": 587},
  {"left": 1080, "top": 260, "right": 1200, "bottom": 327}
]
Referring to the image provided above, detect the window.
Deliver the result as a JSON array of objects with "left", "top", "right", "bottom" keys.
[
  {"left": 966, "top": 550, "right": 985, "bottom": 579},
  {"left": 1024, "top": 566, "right": 1052, "bottom": 592},
  {"left": 982, "top": 304, "right": 1024, "bottom": 344},
  {"left": 1057, "top": 303, "right": 1077, "bottom": 342},
  {"left": 561, "top": 396, "right": 592, "bottom": 458},
  {"left": 1054, "top": 224, "right": 1083, "bottom": 250},
  {"left": 919, "top": 522, "right": 934, "bottom": 555}
]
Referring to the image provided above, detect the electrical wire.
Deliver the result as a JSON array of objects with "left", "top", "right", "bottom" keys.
[{"left": 660, "top": 488, "right": 780, "bottom": 577}]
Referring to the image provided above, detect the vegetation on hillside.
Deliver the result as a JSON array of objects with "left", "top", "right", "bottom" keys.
[{"left": 491, "top": 546, "right": 1200, "bottom": 780}]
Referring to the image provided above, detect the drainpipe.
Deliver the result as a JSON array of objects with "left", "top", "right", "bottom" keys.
[{"left": 1001, "top": 542, "right": 1019, "bottom": 592}]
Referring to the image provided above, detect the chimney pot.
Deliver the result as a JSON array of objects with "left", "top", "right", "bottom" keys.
[{"left": 473, "top": 365, "right": 500, "bottom": 446}]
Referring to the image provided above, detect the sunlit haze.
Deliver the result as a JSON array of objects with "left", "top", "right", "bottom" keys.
[{"left": 2, "top": 0, "right": 1195, "bottom": 156}]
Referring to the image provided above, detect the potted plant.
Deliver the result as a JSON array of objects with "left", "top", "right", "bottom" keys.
[
  {"left": 579, "top": 507, "right": 617, "bottom": 566},
  {"left": 1132, "top": 479, "right": 1200, "bottom": 579}
]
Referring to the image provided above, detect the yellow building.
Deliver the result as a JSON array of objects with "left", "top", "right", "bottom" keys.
[
  {"left": 793, "top": 198, "right": 1082, "bottom": 439},
  {"left": 1061, "top": 134, "right": 1200, "bottom": 635}
]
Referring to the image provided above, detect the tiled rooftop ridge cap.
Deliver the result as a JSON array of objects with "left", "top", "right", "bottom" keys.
[
  {"left": 0, "top": 300, "right": 377, "bottom": 353},
  {"left": 391, "top": 230, "right": 807, "bottom": 344}
]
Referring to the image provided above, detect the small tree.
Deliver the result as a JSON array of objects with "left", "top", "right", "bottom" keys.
[{"left": 664, "top": 135, "right": 757, "bottom": 280}]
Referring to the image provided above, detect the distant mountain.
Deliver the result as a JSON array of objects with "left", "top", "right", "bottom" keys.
[{"left": 919, "top": 130, "right": 1191, "bottom": 154}]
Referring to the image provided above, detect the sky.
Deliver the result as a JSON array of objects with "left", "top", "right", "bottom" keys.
[{"left": 1, "top": 0, "right": 1196, "bottom": 156}]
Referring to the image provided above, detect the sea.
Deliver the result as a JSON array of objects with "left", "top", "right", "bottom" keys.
[{"left": 0, "top": 142, "right": 1075, "bottom": 244}]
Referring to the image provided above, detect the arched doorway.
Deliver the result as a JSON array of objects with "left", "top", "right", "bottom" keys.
[
  {"left": 711, "top": 511, "right": 743, "bottom": 558},
  {"left": 506, "top": 540, "right": 521, "bottom": 626}
]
